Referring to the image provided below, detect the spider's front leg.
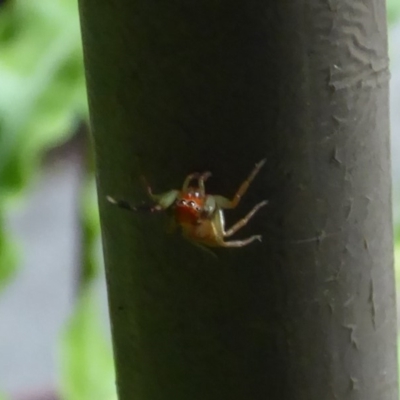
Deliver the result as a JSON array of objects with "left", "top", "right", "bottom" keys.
[
  {"left": 107, "top": 189, "right": 179, "bottom": 212},
  {"left": 197, "top": 171, "right": 212, "bottom": 195},
  {"left": 214, "top": 158, "right": 266, "bottom": 209},
  {"left": 107, "top": 196, "right": 162, "bottom": 212}
]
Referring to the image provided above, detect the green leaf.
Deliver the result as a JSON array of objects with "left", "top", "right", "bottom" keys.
[{"left": 59, "top": 287, "right": 117, "bottom": 400}]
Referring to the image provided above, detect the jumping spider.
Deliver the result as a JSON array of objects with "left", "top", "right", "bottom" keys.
[{"left": 107, "top": 159, "right": 267, "bottom": 248}]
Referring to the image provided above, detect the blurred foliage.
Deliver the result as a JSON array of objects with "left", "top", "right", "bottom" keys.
[
  {"left": 0, "top": 0, "right": 86, "bottom": 196},
  {"left": 0, "top": 220, "right": 18, "bottom": 292},
  {"left": 60, "top": 287, "right": 117, "bottom": 400},
  {"left": 388, "top": 0, "right": 400, "bottom": 25},
  {"left": 58, "top": 171, "right": 117, "bottom": 399},
  {"left": 0, "top": 0, "right": 399, "bottom": 398},
  {"left": 0, "top": 0, "right": 87, "bottom": 287},
  {"left": 0, "top": 392, "right": 8, "bottom": 400},
  {"left": 0, "top": 0, "right": 116, "bottom": 398},
  {"left": 79, "top": 176, "right": 102, "bottom": 286}
]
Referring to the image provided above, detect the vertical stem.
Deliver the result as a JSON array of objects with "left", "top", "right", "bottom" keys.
[{"left": 78, "top": 1, "right": 398, "bottom": 399}]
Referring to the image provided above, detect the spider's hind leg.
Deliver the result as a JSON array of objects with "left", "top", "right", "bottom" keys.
[
  {"left": 220, "top": 235, "right": 262, "bottom": 247},
  {"left": 224, "top": 200, "right": 268, "bottom": 237}
]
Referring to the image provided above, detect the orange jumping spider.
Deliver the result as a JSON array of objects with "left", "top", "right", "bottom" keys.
[{"left": 107, "top": 159, "right": 267, "bottom": 248}]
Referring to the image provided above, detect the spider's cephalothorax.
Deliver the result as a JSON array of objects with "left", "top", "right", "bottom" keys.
[
  {"left": 173, "top": 191, "right": 203, "bottom": 224},
  {"left": 107, "top": 159, "right": 267, "bottom": 248}
]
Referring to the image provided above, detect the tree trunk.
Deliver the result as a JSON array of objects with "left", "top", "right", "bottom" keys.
[{"left": 78, "top": 1, "right": 398, "bottom": 399}]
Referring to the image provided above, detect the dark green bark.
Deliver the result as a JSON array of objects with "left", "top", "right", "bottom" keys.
[{"left": 78, "top": 1, "right": 397, "bottom": 399}]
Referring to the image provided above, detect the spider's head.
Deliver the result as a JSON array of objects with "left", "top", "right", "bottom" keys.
[{"left": 174, "top": 190, "right": 206, "bottom": 224}]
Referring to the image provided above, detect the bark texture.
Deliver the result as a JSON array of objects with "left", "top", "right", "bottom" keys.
[{"left": 78, "top": 1, "right": 397, "bottom": 399}]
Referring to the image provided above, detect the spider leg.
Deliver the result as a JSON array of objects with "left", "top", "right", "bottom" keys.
[
  {"left": 182, "top": 172, "right": 200, "bottom": 191},
  {"left": 198, "top": 171, "right": 212, "bottom": 196},
  {"left": 140, "top": 175, "right": 155, "bottom": 199},
  {"left": 139, "top": 176, "right": 180, "bottom": 210},
  {"left": 215, "top": 158, "right": 266, "bottom": 209},
  {"left": 107, "top": 196, "right": 163, "bottom": 212},
  {"left": 224, "top": 200, "right": 268, "bottom": 237},
  {"left": 181, "top": 171, "right": 211, "bottom": 194},
  {"left": 219, "top": 235, "right": 262, "bottom": 247}
]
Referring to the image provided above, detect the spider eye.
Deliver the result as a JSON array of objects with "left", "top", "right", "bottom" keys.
[
  {"left": 177, "top": 199, "right": 187, "bottom": 206},
  {"left": 188, "top": 201, "right": 196, "bottom": 207}
]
